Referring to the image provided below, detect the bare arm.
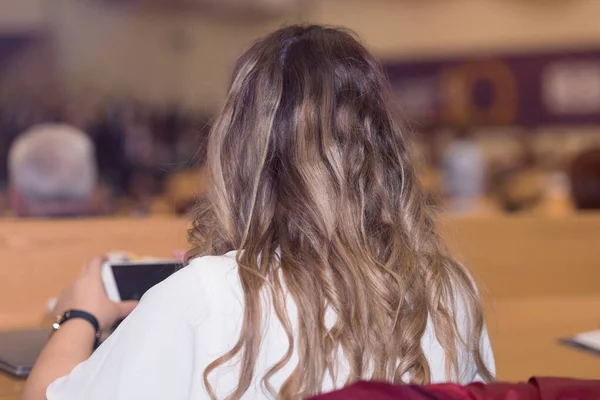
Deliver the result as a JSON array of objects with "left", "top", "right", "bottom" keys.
[
  {"left": 21, "top": 320, "right": 95, "bottom": 400},
  {"left": 22, "top": 258, "right": 137, "bottom": 400}
]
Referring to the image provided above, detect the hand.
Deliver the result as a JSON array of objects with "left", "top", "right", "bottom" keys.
[{"left": 53, "top": 257, "right": 138, "bottom": 332}]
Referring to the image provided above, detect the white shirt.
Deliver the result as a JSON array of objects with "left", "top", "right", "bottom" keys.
[{"left": 47, "top": 251, "right": 495, "bottom": 399}]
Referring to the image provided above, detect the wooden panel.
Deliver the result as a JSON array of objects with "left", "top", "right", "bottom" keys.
[
  {"left": 441, "top": 216, "right": 600, "bottom": 298},
  {"left": 2, "top": 215, "right": 598, "bottom": 327}
]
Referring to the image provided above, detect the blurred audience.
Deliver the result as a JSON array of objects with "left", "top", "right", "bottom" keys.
[
  {"left": 1, "top": 92, "right": 599, "bottom": 217},
  {"left": 0, "top": 95, "right": 211, "bottom": 217},
  {"left": 492, "top": 134, "right": 545, "bottom": 213},
  {"left": 8, "top": 124, "right": 101, "bottom": 217}
]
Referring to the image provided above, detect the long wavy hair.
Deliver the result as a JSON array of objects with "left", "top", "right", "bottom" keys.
[{"left": 187, "top": 25, "right": 493, "bottom": 399}]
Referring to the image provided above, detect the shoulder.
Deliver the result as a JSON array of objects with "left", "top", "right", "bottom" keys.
[
  {"left": 184, "top": 250, "right": 239, "bottom": 282},
  {"left": 141, "top": 251, "right": 241, "bottom": 323},
  {"left": 147, "top": 251, "right": 239, "bottom": 296},
  {"left": 182, "top": 251, "right": 241, "bottom": 299}
]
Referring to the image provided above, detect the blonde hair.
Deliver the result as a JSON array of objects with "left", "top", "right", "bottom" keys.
[{"left": 188, "top": 25, "right": 493, "bottom": 399}]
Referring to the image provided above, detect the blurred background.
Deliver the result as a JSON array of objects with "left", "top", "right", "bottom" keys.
[{"left": 1, "top": 0, "right": 600, "bottom": 217}]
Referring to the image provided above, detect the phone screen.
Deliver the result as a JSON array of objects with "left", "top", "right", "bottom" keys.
[{"left": 111, "top": 262, "right": 182, "bottom": 301}]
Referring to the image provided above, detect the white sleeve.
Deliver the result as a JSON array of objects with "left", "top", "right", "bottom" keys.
[
  {"left": 47, "top": 267, "right": 205, "bottom": 400},
  {"left": 454, "top": 276, "right": 496, "bottom": 383},
  {"left": 473, "top": 324, "right": 496, "bottom": 382}
]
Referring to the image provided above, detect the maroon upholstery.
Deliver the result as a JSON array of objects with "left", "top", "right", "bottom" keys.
[{"left": 309, "top": 378, "right": 600, "bottom": 400}]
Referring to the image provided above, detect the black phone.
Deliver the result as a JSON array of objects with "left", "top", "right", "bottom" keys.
[{"left": 102, "top": 261, "right": 182, "bottom": 301}]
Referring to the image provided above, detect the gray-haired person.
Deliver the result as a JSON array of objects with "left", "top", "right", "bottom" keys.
[{"left": 8, "top": 123, "right": 102, "bottom": 217}]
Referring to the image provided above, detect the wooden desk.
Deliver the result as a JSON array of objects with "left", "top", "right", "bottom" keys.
[
  {"left": 0, "top": 216, "right": 599, "bottom": 398},
  {"left": 0, "top": 374, "right": 22, "bottom": 400}
]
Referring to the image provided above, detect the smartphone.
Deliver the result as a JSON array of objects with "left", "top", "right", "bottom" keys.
[{"left": 101, "top": 260, "right": 182, "bottom": 302}]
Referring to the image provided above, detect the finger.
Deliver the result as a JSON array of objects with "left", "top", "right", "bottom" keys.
[
  {"left": 80, "top": 262, "right": 90, "bottom": 276},
  {"left": 82, "top": 256, "right": 106, "bottom": 278},
  {"left": 46, "top": 297, "right": 57, "bottom": 313},
  {"left": 117, "top": 300, "right": 139, "bottom": 319}
]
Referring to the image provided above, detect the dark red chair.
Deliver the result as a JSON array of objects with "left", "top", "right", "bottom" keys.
[{"left": 309, "top": 378, "right": 600, "bottom": 400}]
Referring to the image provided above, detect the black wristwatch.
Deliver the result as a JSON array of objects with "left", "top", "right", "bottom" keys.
[{"left": 52, "top": 309, "right": 101, "bottom": 349}]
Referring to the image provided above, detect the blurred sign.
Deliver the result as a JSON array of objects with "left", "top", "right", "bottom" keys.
[
  {"left": 542, "top": 62, "right": 600, "bottom": 115},
  {"left": 384, "top": 49, "right": 600, "bottom": 127}
]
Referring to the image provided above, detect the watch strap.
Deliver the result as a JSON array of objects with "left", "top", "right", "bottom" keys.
[{"left": 52, "top": 309, "right": 101, "bottom": 348}]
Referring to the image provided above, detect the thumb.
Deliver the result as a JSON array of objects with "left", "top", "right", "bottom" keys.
[{"left": 117, "top": 300, "right": 139, "bottom": 319}]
